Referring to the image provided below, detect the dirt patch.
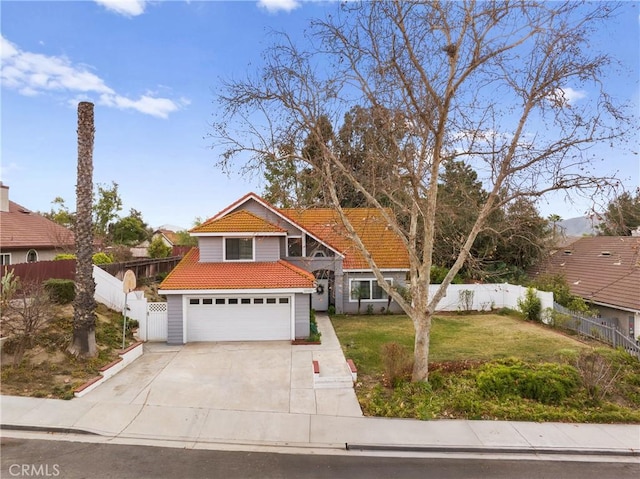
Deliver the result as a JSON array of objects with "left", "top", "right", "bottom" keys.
[{"left": 1, "top": 303, "right": 137, "bottom": 400}]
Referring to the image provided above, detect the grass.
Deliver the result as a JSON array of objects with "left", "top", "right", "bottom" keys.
[
  {"left": 1, "top": 303, "right": 137, "bottom": 400},
  {"left": 332, "top": 313, "right": 591, "bottom": 375},
  {"left": 331, "top": 313, "right": 640, "bottom": 423}
]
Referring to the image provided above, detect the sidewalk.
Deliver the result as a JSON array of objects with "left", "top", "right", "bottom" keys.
[{"left": 1, "top": 315, "right": 639, "bottom": 460}]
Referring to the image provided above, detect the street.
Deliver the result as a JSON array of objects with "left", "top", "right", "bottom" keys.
[{"left": 1, "top": 436, "right": 638, "bottom": 479}]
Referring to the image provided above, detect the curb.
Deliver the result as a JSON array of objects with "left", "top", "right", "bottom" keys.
[
  {"left": 1, "top": 424, "right": 99, "bottom": 436},
  {"left": 345, "top": 443, "right": 640, "bottom": 457}
]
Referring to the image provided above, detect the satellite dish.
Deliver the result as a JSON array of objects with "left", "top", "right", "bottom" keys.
[{"left": 122, "top": 269, "right": 136, "bottom": 293}]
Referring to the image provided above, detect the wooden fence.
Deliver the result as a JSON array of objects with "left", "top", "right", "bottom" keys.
[
  {"left": 97, "top": 256, "right": 183, "bottom": 281},
  {"left": 1, "top": 259, "right": 75, "bottom": 284},
  {"left": 553, "top": 303, "right": 640, "bottom": 360}
]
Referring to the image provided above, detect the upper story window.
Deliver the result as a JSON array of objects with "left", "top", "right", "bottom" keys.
[
  {"left": 26, "top": 249, "right": 38, "bottom": 263},
  {"left": 287, "top": 237, "right": 303, "bottom": 257},
  {"left": 225, "top": 238, "right": 253, "bottom": 261}
]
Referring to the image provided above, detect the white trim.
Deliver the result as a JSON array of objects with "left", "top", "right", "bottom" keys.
[
  {"left": 191, "top": 232, "right": 286, "bottom": 237},
  {"left": 344, "top": 268, "right": 410, "bottom": 273},
  {"left": 348, "top": 277, "right": 393, "bottom": 302},
  {"left": 211, "top": 193, "right": 345, "bottom": 258},
  {"left": 290, "top": 293, "right": 296, "bottom": 339},
  {"left": 223, "top": 236, "right": 255, "bottom": 262},
  {"left": 0, "top": 253, "right": 11, "bottom": 266},
  {"left": 160, "top": 287, "right": 316, "bottom": 295},
  {"left": 26, "top": 249, "right": 38, "bottom": 263}
]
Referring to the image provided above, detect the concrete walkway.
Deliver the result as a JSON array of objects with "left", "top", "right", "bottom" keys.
[{"left": 1, "top": 315, "right": 639, "bottom": 460}]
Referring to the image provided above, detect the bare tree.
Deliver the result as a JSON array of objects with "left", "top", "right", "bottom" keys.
[
  {"left": 1, "top": 280, "right": 54, "bottom": 367},
  {"left": 212, "top": 1, "right": 632, "bottom": 381},
  {"left": 69, "top": 102, "right": 97, "bottom": 358}
]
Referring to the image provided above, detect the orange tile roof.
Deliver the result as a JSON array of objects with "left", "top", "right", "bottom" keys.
[
  {"left": 191, "top": 210, "right": 286, "bottom": 234},
  {"left": 532, "top": 236, "right": 640, "bottom": 311},
  {"left": 160, "top": 248, "right": 315, "bottom": 290},
  {"left": 281, "top": 208, "right": 410, "bottom": 270},
  {"left": 1, "top": 201, "right": 74, "bottom": 249}
]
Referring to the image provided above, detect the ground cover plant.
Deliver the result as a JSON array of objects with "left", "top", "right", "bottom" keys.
[
  {"left": 332, "top": 313, "right": 640, "bottom": 423},
  {"left": 1, "top": 303, "right": 137, "bottom": 400}
]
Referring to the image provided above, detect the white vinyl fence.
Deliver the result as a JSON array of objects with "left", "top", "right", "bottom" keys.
[{"left": 93, "top": 265, "right": 165, "bottom": 341}]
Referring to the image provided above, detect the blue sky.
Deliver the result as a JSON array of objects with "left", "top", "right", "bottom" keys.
[{"left": 1, "top": 0, "right": 639, "bottom": 230}]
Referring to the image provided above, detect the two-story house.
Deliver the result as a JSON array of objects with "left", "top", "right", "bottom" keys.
[{"left": 158, "top": 193, "right": 409, "bottom": 343}]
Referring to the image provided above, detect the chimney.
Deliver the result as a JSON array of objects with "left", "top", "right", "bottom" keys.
[{"left": 0, "top": 182, "right": 8, "bottom": 213}]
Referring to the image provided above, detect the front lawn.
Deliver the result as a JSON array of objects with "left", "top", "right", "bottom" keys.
[{"left": 332, "top": 313, "right": 640, "bottom": 423}]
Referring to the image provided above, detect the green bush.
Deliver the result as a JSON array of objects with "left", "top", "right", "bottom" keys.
[
  {"left": 92, "top": 252, "right": 113, "bottom": 265},
  {"left": 476, "top": 360, "right": 579, "bottom": 405},
  {"left": 44, "top": 279, "right": 75, "bottom": 304},
  {"left": 53, "top": 253, "right": 76, "bottom": 261},
  {"left": 328, "top": 305, "right": 336, "bottom": 316},
  {"left": 517, "top": 287, "right": 542, "bottom": 322}
]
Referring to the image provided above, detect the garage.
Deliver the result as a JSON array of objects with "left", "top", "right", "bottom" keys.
[{"left": 186, "top": 295, "right": 292, "bottom": 342}]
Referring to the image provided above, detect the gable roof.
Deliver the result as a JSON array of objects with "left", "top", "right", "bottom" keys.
[
  {"left": 159, "top": 248, "right": 315, "bottom": 291},
  {"left": 532, "top": 236, "right": 640, "bottom": 311},
  {"left": 0, "top": 200, "right": 74, "bottom": 249},
  {"left": 155, "top": 229, "right": 180, "bottom": 245},
  {"left": 191, "top": 209, "right": 286, "bottom": 235},
  {"left": 281, "top": 207, "right": 410, "bottom": 270}
]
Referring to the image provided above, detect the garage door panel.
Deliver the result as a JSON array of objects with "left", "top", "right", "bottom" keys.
[{"left": 187, "top": 297, "right": 291, "bottom": 342}]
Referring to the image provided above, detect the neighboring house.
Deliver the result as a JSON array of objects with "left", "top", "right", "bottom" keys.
[
  {"left": 532, "top": 235, "right": 640, "bottom": 341},
  {"left": 152, "top": 229, "right": 180, "bottom": 248},
  {"left": 159, "top": 192, "right": 410, "bottom": 344},
  {"left": 0, "top": 183, "right": 74, "bottom": 265}
]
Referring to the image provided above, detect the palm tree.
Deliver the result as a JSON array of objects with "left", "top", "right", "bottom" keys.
[{"left": 69, "top": 102, "right": 97, "bottom": 358}]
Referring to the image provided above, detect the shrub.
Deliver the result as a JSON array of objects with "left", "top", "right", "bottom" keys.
[
  {"left": 573, "top": 350, "right": 622, "bottom": 403},
  {"left": 458, "top": 289, "right": 474, "bottom": 312},
  {"left": 366, "top": 304, "right": 374, "bottom": 315},
  {"left": 148, "top": 236, "right": 172, "bottom": 258},
  {"left": 381, "top": 342, "right": 413, "bottom": 388},
  {"left": 476, "top": 360, "right": 579, "bottom": 405},
  {"left": 328, "top": 305, "right": 336, "bottom": 316},
  {"left": 53, "top": 253, "right": 76, "bottom": 261},
  {"left": 44, "top": 279, "right": 75, "bottom": 304},
  {"left": 517, "top": 287, "right": 542, "bottom": 322},
  {"left": 92, "top": 252, "right": 113, "bottom": 265},
  {"left": 308, "top": 309, "right": 321, "bottom": 342}
]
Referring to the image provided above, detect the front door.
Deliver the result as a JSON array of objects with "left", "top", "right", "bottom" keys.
[{"left": 312, "top": 279, "right": 329, "bottom": 311}]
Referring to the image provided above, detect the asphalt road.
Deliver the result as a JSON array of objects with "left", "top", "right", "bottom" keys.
[{"left": 1, "top": 437, "right": 638, "bottom": 479}]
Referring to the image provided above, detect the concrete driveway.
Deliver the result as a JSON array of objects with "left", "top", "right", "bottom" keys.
[{"left": 78, "top": 316, "right": 362, "bottom": 417}]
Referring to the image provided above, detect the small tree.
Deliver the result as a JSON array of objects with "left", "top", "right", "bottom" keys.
[
  {"left": 2, "top": 281, "right": 54, "bottom": 367},
  {"left": 148, "top": 236, "right": 172, "bottom": 258},
  {"left": 518, "top": 287, "right": 542, "bottom": 322}
]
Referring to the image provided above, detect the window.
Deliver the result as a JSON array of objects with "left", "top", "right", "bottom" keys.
[
  {"left": 202, "top": 298, "right": 213, "bottom": 305},
  {"left": 228, "top": 298, "right": 239, "bottom": 304},
  {"left": 241, "top": 298, "right": 251, "bottom": 304},
  {"left": 287, "top": 237, "right": 303, "bottom": 257},
  {"left": 225, "top": 238, "right": 253, "bottom": 261},
  {"left": 189, "top": 299, "right": 200, "bottom": 305},
  {"left": 254, "top": 298, "right": 264, "bottom": 304},
  {"left": 312, "top": 250, "right": 326, "bottom": 258},
  {"left": 26, "top": 249, "right": 38, "bottom": 263},
  {"left": 279, "top": 297, "right": 289, "bottom": 304},
  {"left": 266, "top": 298, "right": 277, "bottom": 304},
  {"left": 349, "top": 278, "right": 392, "bottom": 302},
  {"left": 215, "top": 298, "right": 225, "bottom": 305},
  {"left": 0, "top": 253, "right": 10, "bottom": 266}
]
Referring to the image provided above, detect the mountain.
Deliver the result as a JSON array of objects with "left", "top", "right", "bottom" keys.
[{"left": 557, "top": 216, "right": 601, "bottom": 237}]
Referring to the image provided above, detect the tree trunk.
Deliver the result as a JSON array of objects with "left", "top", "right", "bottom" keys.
[
  {"left": 69, "top": 102, "right": 97, "bottom": 358},
  {"left": 411, "top": 312, "right": 431, "bottom": 382}
]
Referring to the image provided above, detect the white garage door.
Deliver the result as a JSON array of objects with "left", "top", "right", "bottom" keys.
[{"left": 186, "top": 296, "right": 292, "bottom": 342}]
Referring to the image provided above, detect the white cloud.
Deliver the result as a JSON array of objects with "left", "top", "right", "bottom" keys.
[
  {"left": 94, "top": 0, "right": 147, "bottom": 17},
  {"left": 257, "top": 0, "right": 301, "bottom": 13},
  {"left": 0, "top": 35, "right": 186, "bottom": 119},
  {"left": 549, "top": 87, "right": 587, "bottom": 107}
]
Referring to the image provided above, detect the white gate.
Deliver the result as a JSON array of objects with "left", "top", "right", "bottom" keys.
[{"left": 147, "top": 302, "right": 168, "bottom": 341}]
